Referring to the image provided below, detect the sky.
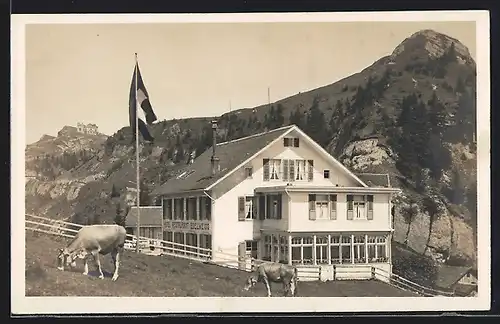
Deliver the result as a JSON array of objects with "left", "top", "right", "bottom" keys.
[{"left": 24, "top": 20, "right": 476, "bottom": 144}]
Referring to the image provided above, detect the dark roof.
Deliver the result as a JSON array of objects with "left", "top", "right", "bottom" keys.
[
  {"left": 125, "top": 206, "right": 163, "bottom": 227},
  {"left": 454, "top": 283, "right": 478, "bottom": 297},
  {"left": 355, "top": 173, "right": 391, "bottom": 188},
  {"left": 434, "top": 265, "right": 472, "bottom": 289},
  {"left": 152, "top": 125, "right": 294, "bottom": 196}
]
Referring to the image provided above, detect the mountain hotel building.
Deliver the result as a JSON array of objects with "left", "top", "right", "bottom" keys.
[{"left": 128, "top": 123, "right": 400, "bottom": 281}]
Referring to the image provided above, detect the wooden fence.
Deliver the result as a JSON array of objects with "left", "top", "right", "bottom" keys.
[{"left": 24, "top": 214, "right": 454, "bottom": 297}]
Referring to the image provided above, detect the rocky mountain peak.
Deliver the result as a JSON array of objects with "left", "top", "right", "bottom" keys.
[
  {"left": 57, "top": 126, "right": 79, "bottom": 138},
  {"left": 390, "top": 29, "right": 474, "bottom": 65}
]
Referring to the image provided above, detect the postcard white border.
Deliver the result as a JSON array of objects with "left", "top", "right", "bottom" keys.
[{"left": 11, "top": 11, "right": 491, "bottom": 314}]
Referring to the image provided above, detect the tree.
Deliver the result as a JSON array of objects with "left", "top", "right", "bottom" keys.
[
  {"left": 289, "top": 107, "right": 305, "bottom": 129},
  {"left": 139, "top": 181, "right": 151, "bottom": 206},
  {"left": 305, "top": 97, "right": 328, "bottom": 146},
  {"left": 110, "top": 184, "right": 120, "bottom": 198},
  {"left": 427, "top": 92, "right": 447, "bottom": 134}
]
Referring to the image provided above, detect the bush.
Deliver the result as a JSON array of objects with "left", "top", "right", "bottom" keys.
[{"left": 392, "top": 245, "right": 438, "bottom": 288}]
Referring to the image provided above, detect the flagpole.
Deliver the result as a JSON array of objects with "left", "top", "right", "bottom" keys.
[{"left": 134, "top": 52, "right": 141, "bottom": 254}]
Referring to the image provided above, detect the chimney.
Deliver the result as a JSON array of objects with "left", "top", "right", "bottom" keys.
[{"left": 210, "top": 120, "right": 220, "bottom": 176}]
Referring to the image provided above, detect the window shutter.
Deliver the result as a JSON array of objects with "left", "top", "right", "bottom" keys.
[
  {"left": 259, "top": 194, "right": 266, "bottom": 220},
  {"left": 238, "top": 196, "right": 246, "bottom": 221},
  {"left": 263, "top": 159, "right": 270, "bottom": 181},
  {"left": 266, "top": 195, "right": 271, "bottom": 219},
  {"left": 347, "top": 195, "right": 354, "bottom": 220},
  {"left": 307, "top": 160, "right": 314, "bottom": 181},
  {"left": 294, "top": 137, "right": 300, "bottom": 147},
  {"left": 289, "top": 159, "right": 295, "bottom": 181},
  {"left": 252, "top": 196, "right": 258, "bottom": 220},
  {"left": 277, "top": 194, "right": 282, "bottom": 220},
  {"left": 308, "top": 194, "right": 316, "bottom": 220},
  {"left": 367, "top": 195, "right": 374, "bottom": 220},
  {"left": 283, "top": 159, "right": 289, "bottom": 181},
  {"left": 329, "top": 194, "right": 337, "bottom": 220}
]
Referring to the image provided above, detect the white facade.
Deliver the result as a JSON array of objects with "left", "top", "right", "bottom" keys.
[{"left": 159, "top": 126, "right": 399, "bottom": 281}]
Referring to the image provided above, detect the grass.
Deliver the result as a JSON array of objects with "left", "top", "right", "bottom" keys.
[{"left": 25, "top": 231, "right": 418, "bottom": 297}]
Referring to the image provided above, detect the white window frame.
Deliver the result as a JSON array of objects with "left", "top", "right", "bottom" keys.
[
  {"left": 269, "top": 159, "right": 281, "bottom": 180},
  {"left": 294, "top": 159, "right": 307, "bottom": 181},
  {"left": 353, "top": 195, "right": 367, "bottom": 220},
  {"left": 315, "top": 236, "right": 329, "bottom": 264},
  {"left": 245, "top": 196, "right": 256, "bottom": 220},
  {"left": 353, "top": 235, "right": 366, "bottom": 263},
  {"left": 315, "top": 194, "right": 330, "bottom": 220}
]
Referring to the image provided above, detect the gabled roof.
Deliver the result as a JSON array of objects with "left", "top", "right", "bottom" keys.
[
  {"left": 151, "top": 125, "right": 295, "bottom": 196},
  {"left": 434, "top": 265, "right": 473, "bottom": 290},
  {"left": 355, "top": 173, "right": 392, "bottom": 188},
  {"left": 151, "top": 124, "right": 387, "bottom": 197},
  {"left": 125, "top": 206, "right": 163, "bottom": 227}
]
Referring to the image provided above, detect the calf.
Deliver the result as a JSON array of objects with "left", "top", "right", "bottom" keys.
[
  {"left": 243, "top": 262, "right": 298, "bottom": 297},
  {"left": 57, "top": 224, "right": 126, "bottom": 281}
]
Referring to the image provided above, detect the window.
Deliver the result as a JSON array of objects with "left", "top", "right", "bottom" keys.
[
  {"left": 186, "top": 197, "right": 197, "bottom": 220},
  {"left": 163, "top": 199, "right": 172, "bottom": 220},
  {"left": 316, "top": 236, "right": 328, "bottom": 264},
  {"left": 323, "top": 170, "right": 330, "bottom": 179},
  {"left": 367, "top": 235, "right": 387, "bottom": 262},
  {"left": 284, "top": 137, "right": 299, "bottom": 147},
  {"left": 265, "top": 194, "right": 282, "bottom": 219},
  {"left": 279, "top": 236, "right": 288, "bottom": 263},
  {"left": 246, "top": 240, "right": 258, "bottom": 259},
  {"left": 173, "top": 198, "right": 184, "bottom": 220},
  {"left": 263, "top": 158, "right": 312, "bottom": 182},
  {"left": 263, "top": 235, "right": 272, "bottom": 261},
  {"left": 330, "top": 235, "right": 341, "bottom": 264},
  {"left": 309, "top": 194, "right": 337, "bottom": 221},
  {"left": 347, "top": 195, "right": 374, "bottom": 220},
  {"left": 315, "top": 195, "right": 330, "bottom": 220},
  {"left": 291, "top": 236, "right": 314, "bottom": 265},
  {"left": 199, "top": 196, "right": 211, "bottom": 221},
  {"left": 295, "top": 160, "right": 307, "bottom": 180},
  {"left": 341, "top": 235, "right": 352, "bottom": 263},
  {"left": 238, "top": 196, "right": 257, "bottom": 221},
  {"left": 245, "top": 167, "right": 253, "bottom": 178},
  {"left": 353, "top": 235, "right": 366, "bottom": 263},
  {"left": 269, "top": 159, "right": 281, "bottom": 180}
]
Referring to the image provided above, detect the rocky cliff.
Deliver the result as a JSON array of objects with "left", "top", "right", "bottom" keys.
[{"left": 25, "top": 29, "right": 477, "bottom": 267}]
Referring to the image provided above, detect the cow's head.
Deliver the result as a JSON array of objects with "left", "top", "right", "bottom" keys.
[
  {"left": 56, "top": 248, "right": 77, "bottom": 271},
  {"left": 243, "top": 275, "right": 258, "bottom": 291}
]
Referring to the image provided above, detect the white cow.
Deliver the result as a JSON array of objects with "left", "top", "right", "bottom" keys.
[
  {"left": 243, "top": 262, "right": 298, "bottom": 297},
  {"left": 57, "top": 224, "right": 126, "bottom": 281}
]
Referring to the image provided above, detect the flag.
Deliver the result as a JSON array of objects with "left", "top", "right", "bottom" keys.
[{"left": 129, "top": 61, "right": 157, "bottom": 142}]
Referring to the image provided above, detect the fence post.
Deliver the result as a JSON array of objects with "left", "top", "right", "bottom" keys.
[{"left": 371, "top": 266, "right": 375, "bottom": 280}]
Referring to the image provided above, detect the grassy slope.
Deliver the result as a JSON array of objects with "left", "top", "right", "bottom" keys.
[{"left": 25, "top": 232, "right": 417, "bottom": 297}]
